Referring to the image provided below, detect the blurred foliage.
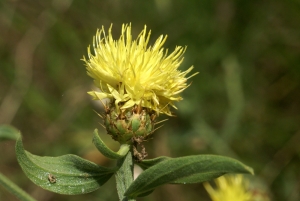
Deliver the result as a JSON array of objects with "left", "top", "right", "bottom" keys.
[{"left": 0, "top": 0, "right": 300, "bottom": 200}]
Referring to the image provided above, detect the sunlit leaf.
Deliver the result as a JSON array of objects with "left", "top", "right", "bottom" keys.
[
  {"left": 16, "top": 136, "right": 116, "bottom": 195},
  {"left": 125, "top": 155, "right": 253, "bottom": 198}
]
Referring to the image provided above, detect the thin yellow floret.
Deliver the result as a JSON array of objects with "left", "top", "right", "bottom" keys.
[
  {"left": 204, "top": 175, "right": 253, "bottom": 201},
  {"left": 83, "top": 24, "right": 197, "bottom": 116}
]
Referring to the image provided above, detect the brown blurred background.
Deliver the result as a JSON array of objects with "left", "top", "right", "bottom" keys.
[{"left": 0, "top": 0, "right": 300, "bottom": 200}]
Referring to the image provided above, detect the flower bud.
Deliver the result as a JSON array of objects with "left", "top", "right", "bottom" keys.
[{"left": 104, "top": 104, "right": 155, "bottom": 144}]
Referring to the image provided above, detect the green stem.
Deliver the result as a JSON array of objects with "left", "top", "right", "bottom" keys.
[
  {"left": 0, "top": 172, "right": 37, "bottom": 201},
  {"left": 117, "top": 144, "right": 131, "bottom": 156},
  {"left": 115, "top": 147, "right": 135, "bottom": 201}
]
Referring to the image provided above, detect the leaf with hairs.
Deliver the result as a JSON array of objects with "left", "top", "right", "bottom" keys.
[
  {"left": 125, "top": 155, "right": 253, "bottom": 198},
  {"left": 16, "top": 136, "right": 116, "bottom": 195}
]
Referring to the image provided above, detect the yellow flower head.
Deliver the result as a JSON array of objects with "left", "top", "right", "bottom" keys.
[
  {"left": 204, "top": 175, "right": 253, "bottom": 201},
  {"left": 83, "top": 24, "right": 197, "bottom": 116}
]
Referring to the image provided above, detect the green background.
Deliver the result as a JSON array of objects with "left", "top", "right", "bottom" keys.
[{"left": 0, "top": 0, "right": 299, "bottom": 200}]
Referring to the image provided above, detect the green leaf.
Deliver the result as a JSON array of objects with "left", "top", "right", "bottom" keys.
[
  {"left": 15, "top": 136, "right": 116, "bottom": 195},
  {"left": 125, "top": 155, "right": 254, "bottom": 198},
  {"left": 92, "top": 129, "right": 129, "bottom": 159},
  {"left": 0, "top": 125, "right": 20, "bottom": 141},
  {"left": 138, "top": 156, "right": 170, "bottom": 170}
]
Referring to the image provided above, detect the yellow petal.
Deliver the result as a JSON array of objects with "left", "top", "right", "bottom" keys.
[{"left": 83, "top": 24, "right": 197, "bottom": 116}]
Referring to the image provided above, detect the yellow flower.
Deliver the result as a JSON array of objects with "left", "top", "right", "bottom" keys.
[
  {"left": 204, "top": 175, "right": 253, "bottom": 201},
  {"left": 83, "top": 24, "right": 197, "bottom": 116}
]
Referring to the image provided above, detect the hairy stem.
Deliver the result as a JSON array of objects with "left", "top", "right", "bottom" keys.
[{"left": 115, "top": 147, "right": 135, "bottom": 201}]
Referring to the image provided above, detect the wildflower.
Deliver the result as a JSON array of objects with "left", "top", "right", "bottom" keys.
[
  {"left": 83, "top": 24, "right": 197, "bottom": 116},
  {"left": 83, "top": 24, "right": 197, "bottom": 146},
  {"left": 204, "top": 175, "right": 253, "bottom": 201}
]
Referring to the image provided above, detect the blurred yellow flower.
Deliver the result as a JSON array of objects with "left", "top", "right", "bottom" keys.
[
  {"left": 83, "top": 24, "right": 197, "bottom": 116},
  {"left": 204, "top": 175, "right": 253, "bottom": 201}
]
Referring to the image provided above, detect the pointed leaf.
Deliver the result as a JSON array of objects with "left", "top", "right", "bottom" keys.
[
  {"left": 0, "top": 125, "right": 20, "bottom": 141},
  {"left": 16, "top": 136, "right": 115, "bottom": 195},
  {"left": 92, "top": 129, "right": 129, "bottom": 159},
  {"left": 125, "top": 155, "right": 253, "bottom": 198}
]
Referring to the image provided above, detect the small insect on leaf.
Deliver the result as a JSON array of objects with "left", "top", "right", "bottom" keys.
[{"left": 48, "top": 174, "right": 56, "bottom": 183}]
